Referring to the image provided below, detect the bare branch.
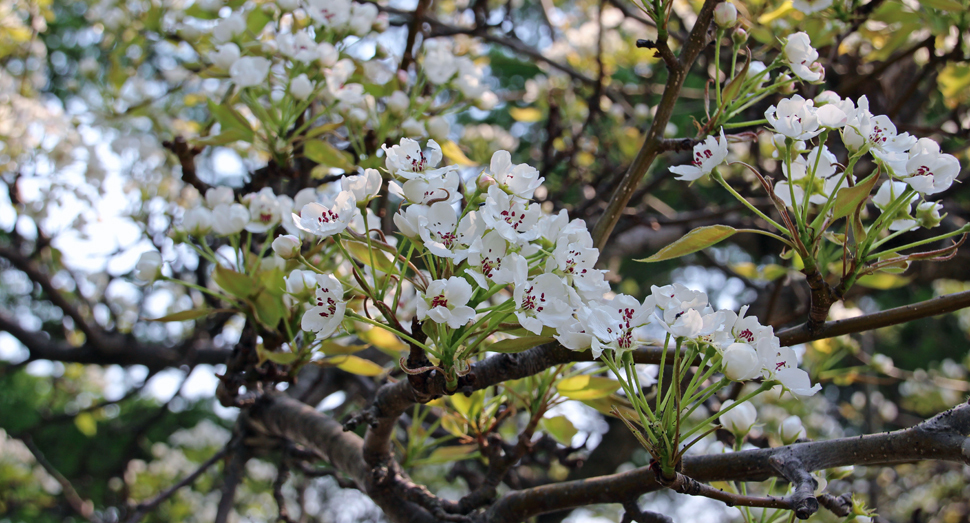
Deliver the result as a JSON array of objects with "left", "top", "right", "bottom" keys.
[
  {"left": 125, "top": 446, "right": 229, "bottom": 523},
  {"left": 22, "top": 435, "right": 102, "bottom": 523}
]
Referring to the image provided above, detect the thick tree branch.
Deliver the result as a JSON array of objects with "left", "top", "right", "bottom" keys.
[
  {"left": 591, "top": 0, "right": 722, "bottom": 250},
  {"left": 776, "top": 289, "right": 970, "bottom": 346},
  {"left": 485, "top": 401, "right": 970, "bottom": 522}
]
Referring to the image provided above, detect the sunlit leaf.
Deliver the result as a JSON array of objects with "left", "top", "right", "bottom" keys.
[
  {"left": 450, "top": 389, "right": 485, "bottom": 419},
  {"left": 341, "top": 240, "right": 398, "bottom": 275},
  {"left": 257, "top": 345, "right": 301, "bottom": 365},
  {"left": 331, "top": 355, "right": 385, "bottom": 376},
  {"left": 440, "top": 140, "right": 477, "bottom": 166},
  {"left": 74, "top": 412, "right": 97, "bottom": 437},
  {"left": 414, "top": 445, "right": 479, "bottom": 465},
  {"left": 637, "top": 225, "right": 736, "bottom": 262},
  {"left": 831, "top": 174, "right": 878, "bottom": 221},
  {"left": 486, "top": 336, "right": 554, "bottom": 354},
  {"left": 304, "top": 139, "right": 356, "bottom": 171},
  {"left": 542, "top": 415, "right": 578, "bottom": 445},
  {"left": 857, "top": 273, "right": 912, "bottom": 289},
  {"left": 509, "top": 107, "right": 543, "bottom": 122},
  {"left": 358, "top": 327, "right": 407, "bottom": 354},
  {"left": 556, "top": 375, "right": 620, "bottom": 400},
  {"left": 212, "top": 266, "right": 256, "bottom": 299},
  {"left": 146, "top": 309, "right": 212, "bottom": 322}
]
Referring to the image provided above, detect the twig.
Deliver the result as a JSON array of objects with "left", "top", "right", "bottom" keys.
[
  {"left": 22, "top": 435, "right": 101, "bottom": 523},
  {"left": 125, "top": 446, "right": 229, "bottom": 523}
]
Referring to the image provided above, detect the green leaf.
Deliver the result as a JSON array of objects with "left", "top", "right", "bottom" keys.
[
  {"left": 341, "top": 240, "right": 398, "bottom": 275},
  {"left": 246, "top": 8, "right": 272, "bottom": 34},
  {"left": 831, "top": 174, "right": 879, "bottom": 221},
  {"left": 857, "top": 273, "right": 912, "bottom": 289},
  {"left": 193, "top": 128, "right": 253, "bottom": 146},
  {"left": 146, "top": 309, "right": 212, "bottom": 322},
  {"left": 302, "top": 122, "right": 343, "bottom": 140},
  {"left": 541, "top": 416, "right": 578, "bottom": 445},
  {"left": 509, "top": 107, "right": 542, "bottom": 122},
  {"left": 304, "top": 139, "right": 356, "bottom": 171},
  {"left": 331, "top": 355, "right": 385, "bottom": 376},
  {"left": 637, "top": 225, "right": 737, "bottom": 262},
  {"left": 257, "top": 345, "right": 301, "bottom": 365},
  {"left": 486, "top": 336, "right": 555, "bottom": 354},
  {"left": 207, "top": 100, "right": 254, "bottom": 138},
  {"left": 183, "top": 4, "right": 220, "bottom": 19},
  {"left": 212, "top": 266, "right": 256, "bottom": 299},
  {"left": 254, "top": 290, "right": 285, "bottom": 329},
  {"left": 413, "top": 445, "right": 479, "bottom": 466},
  {"left": 450, "top": 389, "right": 485, "bottom": 419},
  {"left": 556, "top": 375, "right": 621, "bottom": 400}
]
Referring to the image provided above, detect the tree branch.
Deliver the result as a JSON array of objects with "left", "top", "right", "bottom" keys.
[{"left": 125, "top": 446, "right": 229, "bottom": 523}]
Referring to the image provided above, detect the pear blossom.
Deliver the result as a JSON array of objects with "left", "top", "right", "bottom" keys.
[
  {"left": 721, "top": 342, "right": 762, "bottom": 381},
  {"left": 243, "top": 188, "right": 282, "bottom": 233},
  {"left": 390, "top": 170, "right": 462, "bottom": 205},
  {"left": 873, "top": 181, "right": 918, "bottom": 231},
  {"left": 285, "top": 270, "right": 329, "bottom": 296},
  {"left": 279, "top": 31, "right": 319, "bottom": 63},
  {"left": 783, "top": 32, "right": 823, "bottom": 82},
  {"left": 555, "top": 317, "right": 594, "bottom": 352},
  {"left": 134, "top": 251, "right": 163, "bottom": 283},
  {"left": 585, "top": 294, "right": 651, "bottom": 357},
  {"left": 294, "top": 192, "right": 357, "bottom": 238},
  {"left": 211, "top": 203, "right": 251, "bottom": 235},
  {"left": 301, "top": 275, "right": 346, "bottom": 337},
  {"left": 272, "top": 235, "right": 302, "bottom": 259},
  {"left": 482, "top": 185, "right": 542, "bottom": 244},
  {"left": 418, "top": 202, "right": 484, "bottom": 261},
  {"left": 306, "top": 0, "right": 352, "bottom": 28},
  {"left": 466, "top": 230, "right": 528, "bottom": 288},
  {"left": 341, "top": 169, "right": 383, "bottom": 204},
  {"left": 382, "top": 139, "right": 455, "bottom": 180},
  {"left": 487, "top": 150, "right": 545, "bottom": 200},
  {"left": 514, "top": 274, "right": 574, "bottom": 336},
  {"left": 206, "top": 186, "right": 234, "bottom": 208},
  {"left": 209, "top": 44, "right": 240, "bottom": 70},
  {"left": 349, "top": 2, "right": 378, "bottom": 35},
  {"left": 758, "top": 343, "right": 821, "bottom": 397},
  {"left": 401, "top": 118, "right": 426, "bottom": 138},
  {"left": 290, "top": 74, "right": 314, "bottom": 100},
  {"left": 669, "top": 128, "right": 729, "bottom": 181},
  {"left": 212, "top": 13, "right": 245, "bottom": 43},
  {"left": 387, "top": 91, "right": 410, "bottom": 115},
  {"left": 393, "top": 204, "right": 427, "bottom": 238},
  {"left": 843, "top": 97, "right": 916, "bottom": 162},
  {"left": 426, "top": 116, "right": 450, "bottom": 142},
  {"left": 719, "top": 400, "right": 756, "bottom": 436},
  {"left": 417, "top": 277, "right": 476, "bottom": 329},
  {"left": 229, "top": 57, "right": 272, "bottom": 88},
  {"left": 901, "top": 138, "right": 960, "bottom": 195},
  {"left": 547, "top": 241, "right": 610, "bottom": 301},
  {"left": 181, "top": 207, "right": 213, "bottom": 236},
  {"left": 766, "top": 95, "right": 821, "bottom": 140},
  {"left": 423, "top": 45, "right": 458, "bottom": 84},
  {"left": 318, "top": 43, "right": 339, "bottom": 67},
  {"left": 780, "top": 415, "right": 805, "bottom": 443}
]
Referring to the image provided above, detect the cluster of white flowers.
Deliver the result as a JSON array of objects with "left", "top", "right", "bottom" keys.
[{"left": 269, "top": 138, "right": 821, "bottom": 397}]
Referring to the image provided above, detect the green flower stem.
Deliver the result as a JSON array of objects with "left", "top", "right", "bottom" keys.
[
  {"left": 346, "top": 311, "right": 438, "bottom": 358},
  {"left": 297, "top": 254, "right": 328, "bottom": 275},
  {"left": 866, "top": 226, "right": 914, "bottom": 252},
  {"left": 860, "top": 186, "right": 917, "bottom": 257},
  {"left": 160, "top": 276, "right": 240, "bottom": 307},
  {"left": 623, "top": 351, "right": 658, "bottom": 424},
  {"left": 602, "top": 351, "right": 660, "bottom": 445},
  {"left": 810, "top": 151, "right": 866, "bottom": 231},
  {"left": 865, "top": 226, "right": 970, "bottom": 262},
  {"left": 712, "top": 170, "right": 789, "bottom": 234},
  {"left": 783, "top": 142, "right": 806, "bottom": 236},
  {"left": 714, "top": 28, "right": 724, "bottom": 111},
  {"left": 186, "top": 241, "right": 219, "bottom": 265},
  {"left": 452, "top": 303, "right": 514, "bottom": 357},
  {"left": 655, "top": 333, "right": 672, "bottom": 408},
  {"left": 800, "top": 130, "right": 829, "bottom": 226},
  {"left": 722, "top": 119, "right": 768, "bottom": 129},
  {"left": 681, "top": 377, "right": 730, "bottom": 421},
  {"left": 679, "top": 381, "right": 772, "bottom": 441},
  {"left": 680, "top": 350, "right": 718, "bottom": 402}
]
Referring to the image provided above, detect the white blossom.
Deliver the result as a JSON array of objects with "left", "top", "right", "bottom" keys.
[
  {"left": 514, "top": 274, "right": 573, "bottom": 336},
  {"left": 482, "top": 185, "right": 542, "bottom": 244},
  {"left": 669, "top": 129, "right": 729, "bottom": 181},
  {"left": 181, "top": 207, "right": 213, "bottom": 236},
  {"left": 301, "top": 275, "right": 346, "bottom": 337},
  {"left": 719, "top": 399, "right": 756, "bottom": 435},
  {"left": 206, "top": 186, "right": 234, "bottom": 208},
  {"left": 209, "top": 44, "right": 240, "bottom": 70},
  {"left": 229, "top": 57, "right": 272, "bottom": 88},
  {"left": 721, "top": 342, "right": 761, "bottom": 381},
  {"left": 780, "top": 415, "right": 805, "bottom": 443},
  {"left": 341, "top": 169, "right": 383, "bottom": 203},
  {"left": 272, "top": 235, "right": 302, "bottom": 259},
  {"left": 466, "top": 230, "right": 528, "bottom": 289},
  {"left": 212, "top": 203, "right": 251, "bottom": 235},
  {"left": 294, "top": 191, "right": 357, "bottom": 238},
  {"left": 134, "top": 251, "right": 163, "bottom": 283},
  {"left": 243, "top": 187, "right": 282, "bottom": 233},
  {"left": 383, "top": 139, "right": 455, "bottom": 180},
  {"left": 290, "top": 74, "right": 314, "bottom": 100},
  {"left": 306, "top": 0, "right": 352, "bottom": 29},
  {"left": 765, "top": 95, "right": 821, "bottom": 140},
  {"left": 783, "top": 32, "right": 823, "bottom": 82},
  {"left": 873, "top": 180, "right": 918, "bottom": 231},
  {"left": 416, "top": 277, "right": 476, "bottom": 329},
  {"left": 487, "top": 150, "right": 545, "bottom": 200},
  {"left": 901, "top": 138, "right": 960, "bottom": 195}
]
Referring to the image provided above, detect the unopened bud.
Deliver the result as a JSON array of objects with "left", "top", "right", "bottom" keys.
[
  {"left": 732, "top": 27, "right": 748, "bottom": 46},
  {"left": 714, "top": 2, "right": 738, "bottom": 28},
  {"left": 477, "top": 174, "right": 497, "bottom": 191},
  {"left": 915, "top": 201, "right": 944, "bottom": 229},
  {"left": 719, "top": 399, "right": 756, "bottom": 437},
  {"left": 272, "top": 235, "right": 302, "bottom": 259},
  {"left": 780, "top": 415, "right": 804, "bottom": 444}
]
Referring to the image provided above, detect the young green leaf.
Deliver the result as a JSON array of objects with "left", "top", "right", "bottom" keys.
[
  {"left": 556, "top": 375, "right": 621, "bottom": 400},
  {"left": 212, "top": 266, "right": 257, "bottom": 299},
  {"left": 831, "top": 173, "right": 878, "bottom": 221},
  {"left": 486, "top": 336, "right": 555, "bottom": 354},
  {"left": 304, "top": 140, "right": 356, "bottom": 171},
  {"left": 146, "top": 309, "right": 212, "bottom": 322},
  {"left": 637, "top": 225, "right": 737, "bottom": 262}
]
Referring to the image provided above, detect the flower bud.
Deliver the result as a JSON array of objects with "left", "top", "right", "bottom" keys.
[
  {"left": 134, "top": 251, "right": 163, "bottom": 284},
  {"left": 732, "top": 27, "right": 748, "bottom": 46},
  {"left": 780, "top": 415, "right": 804, "bottom": 444},
  {"left": 426, "top": 116, "right": 450, "bottom": 142},
  {"left": 477, "top": 174, "right": 497, "bottom": 191},
  {"left": 714, "top": 2, "right": 738, "bottom": 28},
  {"left": 387, "top": 90, "right": 410, "bottom": 115},
  {"left": 721, "top": 342, "right": 760, "bottom": 381},
  {"left": 272, "top": 235, "right": 302, "bottom": 259},
  {"left": 719, "top": 399, "right": 756, "bottom": 437},
  {"left": 290, "top": 74, "right": 314, "bottom": 101},
  {"left": 401, "top": 118, "right": 426, "bottom": 138}
]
